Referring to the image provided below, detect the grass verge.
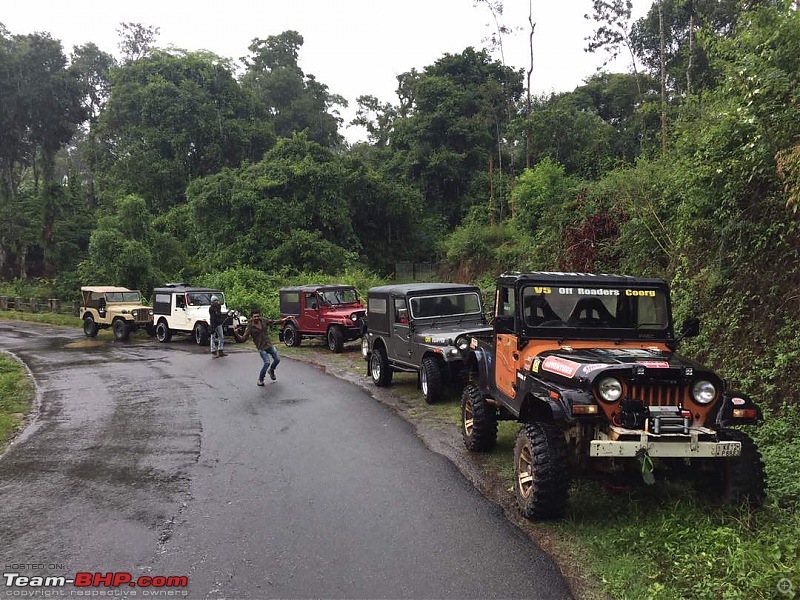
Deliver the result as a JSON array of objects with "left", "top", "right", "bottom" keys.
[
  {"left": 0, "top": 310, "right": 82, "bottom": 327},
  {"left": 0, "top": 353, "right": 33, "bottom": 453}
]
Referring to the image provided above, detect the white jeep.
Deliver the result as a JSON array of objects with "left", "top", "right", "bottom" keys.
[{"left": 151, "top": 284, "right": 246, "bottom": 345}]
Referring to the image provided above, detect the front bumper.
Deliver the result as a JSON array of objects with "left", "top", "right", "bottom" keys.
[{"left": 590, "top": 426, "right": 741, "bottom": 458}]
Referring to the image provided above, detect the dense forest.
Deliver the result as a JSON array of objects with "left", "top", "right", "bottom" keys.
[{"left": 0, "top": 0, "right": 798, "bottom": 408}]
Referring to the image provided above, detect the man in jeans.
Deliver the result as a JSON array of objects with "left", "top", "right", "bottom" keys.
[
  {"left": 233, "top": 310, "right": 287, "bottom": 385},
  {"left": 209, "top": 295, "right": 226, "bottom": 358}
]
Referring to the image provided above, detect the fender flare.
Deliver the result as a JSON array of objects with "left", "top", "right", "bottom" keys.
[{"left": 466, "top": 348, "right": 492, "bottom": 392}]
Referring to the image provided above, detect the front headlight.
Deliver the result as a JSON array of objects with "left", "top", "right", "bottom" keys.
[
  {"left": 455, "top": 336, "right": 470, "bottom": 352},
  {"left": 351, "top": 313, "right": 358, "bottom": 322},
  {"left": 149, "top": 309, "right": 154, "bottom": 316},
  {"left": 597, "top": 377, "right": 623, "bottom": 402},
  {"left": 692, "top": 380, "right": 716, "bottom": 404}
]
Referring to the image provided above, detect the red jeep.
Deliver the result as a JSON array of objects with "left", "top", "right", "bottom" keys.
[{"left": 279, "top": 285, "right": 367, "bottom": 352}]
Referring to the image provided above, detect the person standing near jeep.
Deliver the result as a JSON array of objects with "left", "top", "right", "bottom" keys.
[
  {"left": 233, "top": 310, "right": 286, "bottom": 386},
  {"left": 209, "top": 295, "right": 225, "bottom": 358}
]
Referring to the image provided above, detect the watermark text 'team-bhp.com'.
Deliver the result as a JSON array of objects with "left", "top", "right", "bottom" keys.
[{"left": 3, "top": 571, "right": 189, "bottom": 597}]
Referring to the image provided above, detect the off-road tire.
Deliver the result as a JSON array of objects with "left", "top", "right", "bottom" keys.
[
  {"left": 693, "top": 429, "right": 766, "bottom": 507},
  {"left": 145, "top": 323, "right": 156, "bottom": 337},
  {"left": 327, "top": 326, "right": 344, "bottom": 353},
  {"left": 83, "top": 316, "right": 98, "bottom": 338},
  {"left": 155, "top": 320, "right": 172, "bottom": 343},
  {"left": 461, "top": 383, "right": 498, "bottom": 451},
  {"left": 112, "top": 319, "right": 130, "bottom": 341},
  {"left": 370, "top": 346, "right": 393, "bottom": 387},
  {"left": 194, "top": 322, "right": 210, "bottom": 346},
  {"left": 283, "top": 323, "right": 301, "bottom": 347},
  {"left": 513, "top": 422, "right": 570, "bottom": 520},
  {"left": 421, "top": 356, "right": 445, "bottom": 404}
]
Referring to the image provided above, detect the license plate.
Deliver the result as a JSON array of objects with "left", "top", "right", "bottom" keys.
[{"left": 713, "top": 442, "right": 741, "bottom": 457}]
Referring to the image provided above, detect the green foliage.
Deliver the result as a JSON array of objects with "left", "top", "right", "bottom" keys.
[
  {"left": 512, "top": 158, "right": 578, "bottom": 232},
  {"left": 97, "top": 49, "right": 274, "bottom": 212},
  {"left": 391, "top": 47, "right": 524, "bottom": 227},
  {"left": 440, "top": 212, "right": 534, "bottom": 281},
  {"left": 241, "top": 31, "right": 344, "bottom": 149},
  {"left": 521, "top": 93, "right": 617, "bottom": 178},
  {"left": 187, "top": 133, "right": 429, "bottom": 275},
  {"left": 0, "top": 353, "right": 33, "bottom": 452},
  {"left": 78, "top": 194, "right": 185, "bottom": 293},
  {"left": 752, "top": 402, "right": 800, "bottom": 511},
  {"left": 0, "top": 311, "right": 81, "bottom": 327},
  {"left": 564, "top": 484, "right": 800, "bottom": 600}
]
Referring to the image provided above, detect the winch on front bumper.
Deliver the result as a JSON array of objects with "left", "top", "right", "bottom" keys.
[{"left": 590, "top": 423, "right": 742, "bottom": 458}]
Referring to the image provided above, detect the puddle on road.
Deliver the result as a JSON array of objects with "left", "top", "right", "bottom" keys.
[{"left": 63, "top": 339, "right": 109, "bottom": 349}]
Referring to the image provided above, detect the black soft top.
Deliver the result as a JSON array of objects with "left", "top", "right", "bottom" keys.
[
  {"left": 368, "top": 283, "right": 480, "bottom": 296},
  {"left": 497, "top": 272, "right": 668, "bottom": 288}
]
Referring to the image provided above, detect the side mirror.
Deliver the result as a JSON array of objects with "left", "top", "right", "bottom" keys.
[
  {"left": 681, "top": 317, "right": 700, "bottom": 338},
  {"left": 495, "top": 314, "right": 515, "bottom": 334}
]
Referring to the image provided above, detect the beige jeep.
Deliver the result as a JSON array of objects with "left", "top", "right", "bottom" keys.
[{"left": 80, "top": 286, "right": 154, "bottom": 341}]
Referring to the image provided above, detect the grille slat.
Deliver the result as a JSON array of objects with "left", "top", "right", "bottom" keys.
[{"left": 628, "top": 383, "right": 682, "bottom": 407}]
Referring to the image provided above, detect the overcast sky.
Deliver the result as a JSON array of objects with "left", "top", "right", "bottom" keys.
[{"left": 3, "top": 0, "right": 653, "bottom": 142}]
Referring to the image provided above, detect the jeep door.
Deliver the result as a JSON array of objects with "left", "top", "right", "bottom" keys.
[
  {"left": 494, "top": 285, "right": 518, "bottom": 400},
  {"left": 303, "top": 292, "right": 321, "bottom": 332},
  {"left": 390, "top": 296, "right": 412, "bottom": 363},
  {"left": 172, "top": 294, "right": 189, "bottom": 330}
]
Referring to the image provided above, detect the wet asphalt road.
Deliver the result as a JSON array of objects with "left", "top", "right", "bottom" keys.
[{"left": 0, "top": 322, "right": 572, "bottom": 599}]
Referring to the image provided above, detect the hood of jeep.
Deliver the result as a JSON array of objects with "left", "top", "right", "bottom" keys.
[
  {"left": 414, "top": 322, "right": 492, "bottom": 345},
  {"left": 530, "top": 347, "right": 702, "bottom": 383},
  {"left": 108, "top": 302, "right": 150, "bottom": 311},
  {"left": 321, "top": 306, "right": 366, "bottom": 319}
]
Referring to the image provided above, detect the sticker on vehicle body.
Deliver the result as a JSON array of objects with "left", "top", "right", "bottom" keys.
[
  {"left": 581, "top": 363, "right": 610, "bottom": 374},
  {"left": 637, "top": 361, "right": 670, "bottom": 368},
  {"left": 542, "top": 356, "right": 581, "bottom": 378},
  {"left": 531, "top": 357, "right": 541, "bottom": 373}
]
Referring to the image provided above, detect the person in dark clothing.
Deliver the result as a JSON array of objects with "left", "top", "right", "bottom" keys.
[
  {"left": 209, "top": 295, "right": 225, "bottom": 358},
  {"left": 233, "top": 310, "right": 287, "bottom": 386}
]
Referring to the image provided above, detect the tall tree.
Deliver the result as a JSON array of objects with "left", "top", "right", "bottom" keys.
[
  {"left": 97, "top": 49, "right": 274, "bottom": 212},
  {"left": 69, "top": 42, "right": 116, "bottom": 208},
  {"left": 116, "top": 22, "right": 160, "bottom": 63},
  {"left": 351, "top": 95, "right": 397, "bottom": 147},
  {"left": 585, "top": 0, "right": 642, "bottom": 95},
  {"left": 240, "top": 31, "right": 345, "bottom": 148},
  {"left": 391, "top": 48, "right": 523, "bottom": 226},
  {"left": 0, "top": 28, "right": 83, "bottom": 277}
]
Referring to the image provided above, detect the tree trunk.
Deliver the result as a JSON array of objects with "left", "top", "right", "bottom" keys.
[
  {"left": 659, "top": 0, "right": 667, "bottom": 154},
  {"left": 526, "top": 1, "right": 536, "bottom": 169},
  {"left": 687, "top": 1, "right": 694, "bottom": 96},
  {"left": 489, "top": 156, "right": 495, "bottom": 225}
]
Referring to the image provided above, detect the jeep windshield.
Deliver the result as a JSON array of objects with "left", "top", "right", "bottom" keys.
[
  {"left": 520, "top": 284, "right": 670, "bottom": 338},
  {"left": 187, "top": 292, "right": 225, "bottom": 306},
  {"left": 105, "top": 292, "right": 143, "bottom": 303},
  {"left": 319, "top": 289, "right": 359, "bottom": 305},
  {"left": 410, "top": 292, "right": 482, "bottom": 319}
]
